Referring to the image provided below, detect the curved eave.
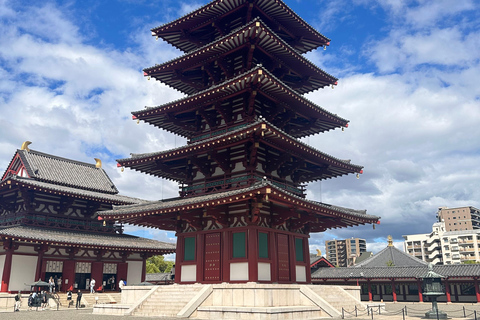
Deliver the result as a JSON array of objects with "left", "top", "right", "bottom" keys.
[
  {"left": 116, "top": 120, "right": 363, "bottom": 183},
  {"left": 144, "top": 19, "right": 337, "bottom": 96},
  {"left": 135, "top": 67, "right": 347, "bottom": 138},
  {"left": 100, "top": 182, "right": 379, "bottom": 231},
  {"left": 0, "top": 177, "right": 144, "bottom": 206},
  {"left": 151, "top": 0, "right": 330, "bottom": 54}
]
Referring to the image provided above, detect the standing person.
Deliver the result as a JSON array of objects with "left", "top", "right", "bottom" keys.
[
  {"left": 54, "top": 275, "right": 58, "bottom": 293},
  {"left": 90, "top": 278, "right": 96, "bottom": 293},
  {"left": 109, "top": 276, "right": 115, "bottom": 290},
  {"left": 66, "top": 290, "right": 73, "bottom": 308},
  {"left": 48, "top": 277, "right": 54, "bottom": 293},
  {"left": 41, "top": 290, "right": 47, "bottom": 310},
  {"left": 171, "top": 264, "right": 175, "bottom": 281},
  {"left": 118, "top": 279, "right": 124, "bottom": 292},
  {"left": 14, "top": 291, "right": 22, "bottom": 312},
  {"left": 57, "top": 277, "right": 62, "bottom": 293},
  {"left": 76, "top": 290, "right": 82, "bottom": 309}
]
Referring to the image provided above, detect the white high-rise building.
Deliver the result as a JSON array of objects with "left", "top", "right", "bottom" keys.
[{"left": 403, "top": 221, "right": 480, "bottom": 265}]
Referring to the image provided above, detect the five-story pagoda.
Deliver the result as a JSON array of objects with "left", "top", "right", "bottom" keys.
[{"left": 100, "top": 0, "right": 380, "bottom": 284}]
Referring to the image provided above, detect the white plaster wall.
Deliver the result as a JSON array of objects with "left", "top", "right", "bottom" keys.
[
  {"left": 181, "top": 265, "right": 196, "bottom": 282},
  {"left": 230, "top": 262, "right": 248, "bottom": 281},
  {"left": 126, "top": 261, "right": 142, "bottom": 285},
  {"left": 15, "top": 246, "right": 36, "bottom": 254},
  {"left": 10, "top": 255, "right": 36, "bottom": 291},
  {"left": 258, "top": 262, "right": 271, "bottom": 281},
  {"left": 0, "top": 255, "right": 5, "bottom": 283},
  {"left": 295, "top": 265, "right": 306, "bottom": 282}
]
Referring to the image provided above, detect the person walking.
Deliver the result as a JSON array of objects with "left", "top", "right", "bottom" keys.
[
  {"left": 118, "top": 279, "right": 124, "bottom": 292},
  {"left": 90, "top": 278, "right": 96, "bottom": 294},
  {"left": 14, "top": 291, "right": 22, "bottom": 311},
  {"left": 76, "top": 290, "right": 83, "bottom": 309},
  {"left": 67, "top": 290, "right": 73, "bottom": 308},
  {"left": 48, "top": 277, "right": 54, "bottom": 293}
]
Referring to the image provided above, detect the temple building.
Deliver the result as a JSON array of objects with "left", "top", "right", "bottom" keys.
[
  {"left": 0, "top": 143, "right": 175, "bottom": 293},
  {"left": 100, "top": 0, "right": 380, "bottom": 284}
]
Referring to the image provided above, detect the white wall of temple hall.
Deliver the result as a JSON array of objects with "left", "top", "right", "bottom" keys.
[
  {"left": 10, "top": 255, "right": 36, "bottom": 291},
  {"left": 126, "top": 261, "right": 142, "bottom": 285},
  {"left": 15, "top": 245, "right": 36, "bottom": 254}
]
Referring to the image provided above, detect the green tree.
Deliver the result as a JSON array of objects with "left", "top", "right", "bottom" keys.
[
  {"left": 462, "top": 260, "right": 480, "bottom": 265},
  {"left": 386, "top": 260, "right": 395, "bottom": 267},
  {"left": 146, "top": 255, "right": 174, "bottom": 273}
]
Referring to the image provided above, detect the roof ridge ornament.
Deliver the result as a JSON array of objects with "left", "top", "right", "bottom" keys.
[
  {"left": 387, "top": 235, "right": 394, "bottom": 247},
  {"left": 21, "top": 141, "right": 32, "bottom": 152},
  {"left": 94, "top": 158, "right": 102, "bottom": 169}
]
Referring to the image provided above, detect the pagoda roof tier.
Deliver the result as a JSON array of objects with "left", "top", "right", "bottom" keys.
[
  {"left": 134, "top": 66, "right": 347, "bottom": 139},
  {"left": 144, "top": 18, "right": 337, "bottom": 95},
  {"left": 0, "top": 176, "right": 146, "bottom": 206},
  {"left": 2, "top": 149, "right": 118, "bottom": 194},
  {"left": 151, "top": 0, "right": 330, "bottom": 54},
  {"left": 99, "top": 181, "right": 379, "bottom": 232},
  {"left": 117, "top": 119, "right": 363, "bottom": 184},
  {"left": 0, "top": 225, "right": 175, "bottom": 254}
]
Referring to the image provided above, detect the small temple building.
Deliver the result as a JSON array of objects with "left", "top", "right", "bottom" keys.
[
  {"left": 312, "top": 236, "right": 480, "bottom": 303},
  {"left": 100, "top": 0, "right": 380, "bottom": 284},
  {"left": 0, "top": 142, "right": 175, "bottom": 293}
]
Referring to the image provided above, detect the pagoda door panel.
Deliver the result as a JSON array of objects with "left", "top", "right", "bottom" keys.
[
  {"left": 277, "top": 234, "right": 290, "bottom": 282},
  {"left": 91, "top": 262, "right": 103, "bottom": 291},
  {"left": 63, "top": 260, "right": 75, "bottom": 292},
  {"left": 203, "top": 232, "right": 221, "bottom": 282}
]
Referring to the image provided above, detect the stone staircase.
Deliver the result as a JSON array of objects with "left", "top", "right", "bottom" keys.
[
  {"left": 131, "top": 285, "right": 203, "bottom": 317},
  {"left": 309, "top": 285, "right": 365, "bottom": 314},
  {"left": 49, "top": 292, "right": 121, "bottom": 309}
]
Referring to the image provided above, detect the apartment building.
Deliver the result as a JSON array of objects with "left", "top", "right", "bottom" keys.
[
  {"left": 325, "top": 238, "right": 367, "bottom": 267},
  {"left": 437, "top": 206, "right": 480, "bottom": 231},
  {"left": 403, "top": 221, "right": 480, "bottom": 265}
]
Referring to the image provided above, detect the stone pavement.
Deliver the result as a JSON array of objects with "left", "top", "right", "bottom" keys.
[{"left": 0, "top": 302, "right": 479, "bottom": 320}]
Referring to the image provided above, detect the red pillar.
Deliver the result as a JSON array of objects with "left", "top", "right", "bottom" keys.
[
  {"left": 474, "top": 278, "right": 480, "bottom": 303},
  {"left": 392, "top": 279, "right": 397, "bottom": 302},
  {"left": 248, "top": 229, "right": 258, "bottom": 282},
  {"left": 34, "top": 246, "right": 47, "bottom": 281},
  {"left": 117, "top": 263, "right": 128, "bottom": 289},
  {"left": 222, "top": 231, "right": 230, "bottom": 282},
  {"left": 288, "top": 234, "right": 296, "bottom": 283},
  {"left": 1, "top": 245, "right": 13, "bottom": 292},
  {"left": 91, "top": 262, "right": 103, "bottom": 291},
  {"left": 417, "top": 279, "right": 423, "bottom": 302},
  {"left": 141, "top": 254, "right": 147, "bottom": 283},
  {"left": 62, "top": 260, "right": 75, "bottom": 292},
  {"left": 367, "top": 279, "right": 373, "bottom": 301},
  {"left": 445, "top": 279, "right": 451, "bottom": 303}
]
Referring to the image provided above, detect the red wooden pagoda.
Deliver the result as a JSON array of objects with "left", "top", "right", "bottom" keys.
[{"left": 102, "top": 0, "right": 380, "bottom": 284}]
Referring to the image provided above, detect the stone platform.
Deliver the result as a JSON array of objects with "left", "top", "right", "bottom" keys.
[{"left": 93, "top": 283, "right": 365, "bottom": 319}]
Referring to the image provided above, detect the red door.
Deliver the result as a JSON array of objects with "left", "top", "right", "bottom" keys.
[
  {"left": 277, "top": 234, "right": 290, "bottom": 282},
  {"left": 204, "top": 233, "right": 221, "bottom": 282}
]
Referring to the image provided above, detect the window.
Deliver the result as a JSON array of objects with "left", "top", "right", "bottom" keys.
[
  {"left": 295, "top": 238, "right": 304, "bottom": 262},
  {"left": 258, "top": 232, "right": 268, "bottom": 259},
  {"left": 232, "top": 232, "right": 246, "bottom": 258},
  {"left": 184, "top": 237, "right": 195, "bottom": 261}
]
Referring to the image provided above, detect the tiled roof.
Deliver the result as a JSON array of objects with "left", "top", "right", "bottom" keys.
[
  {"left": 2, "top": 175, "right": 146, "bottom": 205},
  {"left": 353, "top": 245, "right": 427, "bottom": 268},
  {"left": 100, "top": 181, "right": 379, "bottom": 228},
  {"left": 0, "top": 225, "right": 176, "bottom": 253},
  {"left": 312, "top": 264, "right": 480, "bottom": 279},
  {"left": 15, "top": 149, "right": 118, "bottom": 194},
  {"left": 354, "top": 252, "right": 373, "bottom": 265},
  {"left": 151, "top": 0, "right": 330, "bottom": 54},
  {"left": 145, "top": 273, "right": 171, "bottom": 282}
]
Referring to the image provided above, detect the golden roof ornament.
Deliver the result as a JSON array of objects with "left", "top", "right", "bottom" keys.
[
  {"left": 94, "top": 158, "right": 102, "bottom": 169},
  {"left": 21, "top": 141, "right": 32, "bottom": 152},
  {"left": 316, "top": 249, "right": 322, "bottom": 256},
  {"left": 387, "top": 235, "right": 394, "bottom": 247}
]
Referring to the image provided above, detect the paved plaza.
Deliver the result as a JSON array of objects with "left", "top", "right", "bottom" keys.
[{"left": 1, "top": 302, "right": 480, "bottom": 320}]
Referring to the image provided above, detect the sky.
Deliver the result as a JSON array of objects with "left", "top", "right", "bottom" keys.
[{"left": 0, "top": 0, "right": 479, "bottom": 257}]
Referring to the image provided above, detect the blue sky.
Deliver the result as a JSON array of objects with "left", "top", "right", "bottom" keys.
[{"left": 1, "top": 0, "right": 479, "bottom": 256}]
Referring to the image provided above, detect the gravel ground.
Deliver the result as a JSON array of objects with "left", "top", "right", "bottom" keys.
[{"left": 1, "top": 302, "right": 479, "bottom": 320}]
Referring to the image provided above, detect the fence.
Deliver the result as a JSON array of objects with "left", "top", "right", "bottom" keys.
[{"left": 342, "top": 305, "right": 479, "bottom": 320}]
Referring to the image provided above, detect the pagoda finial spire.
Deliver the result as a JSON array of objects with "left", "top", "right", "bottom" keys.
[{"left": 387, "top": 235, "right": 394, "bottom": 247}]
